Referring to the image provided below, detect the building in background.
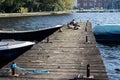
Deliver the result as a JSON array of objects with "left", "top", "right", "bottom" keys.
[
  {"left": 74, "top": 0, "right": 77, "bottom": 7},
  {"left": 109, "top": 0, "right": 120, "bottom": 9},
  {"left": 77, "top": 0, "right": 119, "bottom": 10},
  {"left": 115, "top": 0, "right": 120, "bottom": 9},
  {"left": 73, "top": 0, "right": 78, "bottom": 9}
]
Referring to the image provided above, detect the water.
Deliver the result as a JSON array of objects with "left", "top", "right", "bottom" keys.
[
  {"left": 0, "top": 14, "right": 75, "bottom": 30},
  {"left": 0, "top": 12, "right": 120, "bottom": 80},
  {"left": 98, "top": 43, "right": 120, "bottom": 80}
]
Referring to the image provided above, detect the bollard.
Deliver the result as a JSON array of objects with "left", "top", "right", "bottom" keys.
[
  {"left": 85, "top": 27, "right": 87, "bottom": 32},
  {"left": 87, "top": 64, "right": 90, "bottom": 78},
  {"left": 86, "top": 36, "right": 88, "bottom": 43},
  {"left": 46, "top": 37, "right": 49, "bottom": 43},
  {"left": 10, "top": 62, "right": 17, "bottom": 76},
  {"left": 86, "top": 20, "right": 89, "bottom": 26}
]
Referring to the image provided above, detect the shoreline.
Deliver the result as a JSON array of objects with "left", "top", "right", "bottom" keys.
[{"left": 0, "top": 11, "right": 70, "bottom": 18}]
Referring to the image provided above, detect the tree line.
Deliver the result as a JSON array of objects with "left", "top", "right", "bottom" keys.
[{"left": 0, "top": 0, "right": 74, "bottom": 13}]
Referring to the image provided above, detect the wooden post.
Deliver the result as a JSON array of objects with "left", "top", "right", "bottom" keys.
[
  {"left": 86, "top": 36, "right": 88, "bottom": 43},
  {"left": 10, "top": 62, "right": 16, "bottom": 76},
  {"left": 87, "top": 64, "right": 90, "bottom": 77},
  {"left": 86, "top": 20, "right": 90, "bottom": 26},
  {"left": 12, "top": 68, "right": 15, "bottom": 75},
  {"left": 85, "top": 27, "right": 87, "bottom": 32},
  {"left": 47, "top": 37, "right": 49, "bottom": 43}
]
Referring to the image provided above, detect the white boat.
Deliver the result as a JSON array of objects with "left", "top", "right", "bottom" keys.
[
  {"left": 0, "top": 39, "right": 35, "bottom": 50},
  {"left": 0, "top": 39, "right": 35, "bottom": 68}
]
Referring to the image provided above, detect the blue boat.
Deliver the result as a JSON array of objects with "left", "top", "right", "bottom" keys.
[{"left": 93, "top": 24, "right": 120, "bottom": 42}]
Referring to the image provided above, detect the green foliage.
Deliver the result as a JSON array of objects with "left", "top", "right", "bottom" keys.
[
  {"left": 20, "top": 7, "right": 28, "bottom": 13},
  {"left": 0, "top": 0, "right": 74, "bottom": 13}
]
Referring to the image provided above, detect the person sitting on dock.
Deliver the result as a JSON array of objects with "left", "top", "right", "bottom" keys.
[
  {"left": 68, "top": 19, "right": 80, "bottom": 30},
  {"left": 70, "top": 19, "right": 76, "bottom": 26}
]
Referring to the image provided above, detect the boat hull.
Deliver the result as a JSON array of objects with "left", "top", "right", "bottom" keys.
[
  {"left": 93, "top": 24, "right": 120, "bottom": 42},
  {"left": 0, "top": 26, "right": 62, "bottom": 41},
  {"left": 0, "top": 45, "right": 33, "bottom": 68},
  {"left": 94, "top": 34, "right": 120, "bottom": 43}
]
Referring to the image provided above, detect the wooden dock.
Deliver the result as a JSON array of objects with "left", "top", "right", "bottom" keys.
[{"left": 0, "top": 22, "right": 109, "bottom": 80}]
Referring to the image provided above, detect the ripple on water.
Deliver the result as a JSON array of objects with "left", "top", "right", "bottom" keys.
[{"left": 98, "top": 43, "right": 120, "bottom": 80}]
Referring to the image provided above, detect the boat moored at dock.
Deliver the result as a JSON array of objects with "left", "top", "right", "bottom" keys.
[
  {"left": 0, "top": 39, "right": 35, "bottom": 68},
  {"left": 93, "top": 24, "right": 120, "bottom": 42},
  {"left": 0, "top": 25, "right": 63, "bottom": 41}
]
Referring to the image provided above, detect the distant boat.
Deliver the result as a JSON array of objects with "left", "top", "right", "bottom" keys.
[
  {"left": 0, "top": 25, "right": 63, "bottom": 41},
  {"left": 93, "top": 24, "right": 120, "bottom": 41},
  {"left": 0, "top": 39, "right": 35, "bottom": 68}
]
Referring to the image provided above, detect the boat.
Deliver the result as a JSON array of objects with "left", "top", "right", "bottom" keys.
[
  {"left": 0, "top": 39, "right": 35, "bottom": 68},
  {"left": 0, "top": 25, "right": 63, "bottom": 41},
  {"left": 93, "top": 24, "right": 120, "bottom": 42}
]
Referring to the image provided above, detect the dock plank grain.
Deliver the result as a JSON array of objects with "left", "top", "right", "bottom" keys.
[{"left": 0, "top": 22, "right": 108, "bottom": 80}]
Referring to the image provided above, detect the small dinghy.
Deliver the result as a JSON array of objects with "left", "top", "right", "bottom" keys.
[
  {"left": 0, "top": 39, "right": 35, "bottom": 50},
  {"left": 0, "top": 39, "right": 35, "bottom": 67}
]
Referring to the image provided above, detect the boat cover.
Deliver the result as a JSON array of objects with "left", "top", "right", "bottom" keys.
[{"left": 93, "top": 24, "right": 120, "bottom": 35}]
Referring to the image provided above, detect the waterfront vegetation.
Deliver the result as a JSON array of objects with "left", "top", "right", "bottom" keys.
[{"left": 0, "top": 0, "right": 74, "bottom": 13}]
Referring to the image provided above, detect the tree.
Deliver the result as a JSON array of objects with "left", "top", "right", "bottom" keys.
[
  {"left": 0, "top": 0, "right": 5, "bottom": 12},
  {"left": 1, "top": 0, "right": 15, "bottom": 12},
  {"left": 65, "top": 0, "right": 74, "bottom": 10},
  {"left": 0, "top": 0, "right": 75, "bottom": 13}
]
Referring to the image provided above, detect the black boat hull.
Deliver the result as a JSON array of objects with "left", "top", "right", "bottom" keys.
[
  {"left": 0, "top": 26, "right": 62, "bottom": 41},
  {"left": 94, "top": 34, "right": 120, "bottom": 42},
  {"left": 0, "top": 45, "right": 33, "bottom": 68}
]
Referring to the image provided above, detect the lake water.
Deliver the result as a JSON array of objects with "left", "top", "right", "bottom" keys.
[{"left": 0, "top": 12, "right": 120, "bottom": 80}]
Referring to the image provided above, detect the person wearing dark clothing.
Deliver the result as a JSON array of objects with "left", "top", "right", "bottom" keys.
[
  {"left": 70, "top": 19, "right": 77, "bottom": 26},
  {"left": 69, "top": 19, "right": 80, "bottom": 30}
]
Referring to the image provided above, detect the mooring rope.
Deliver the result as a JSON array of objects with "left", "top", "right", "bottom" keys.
[{"left": 15, "top": 66, "right": 49, "bottom": 75}]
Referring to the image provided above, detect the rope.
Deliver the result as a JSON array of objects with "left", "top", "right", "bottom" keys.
[{"left": 15, "top": 66, "right": 49, "bottom": 75}]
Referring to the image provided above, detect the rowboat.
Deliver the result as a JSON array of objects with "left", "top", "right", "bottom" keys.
[
  {"left": 0, "top": 39, "right": 35, "bottom": 68},
  {"left": 0, "top": 25, "right": 63, "bottom": 41}
]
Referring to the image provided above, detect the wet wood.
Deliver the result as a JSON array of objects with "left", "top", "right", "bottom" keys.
[{"left": 0, "top": 22, "right": 108, "bottom": 80}]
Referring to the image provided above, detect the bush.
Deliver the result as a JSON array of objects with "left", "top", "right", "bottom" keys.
[{"left": 20, "top": 7, "right": 28, "bottom": 13}]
